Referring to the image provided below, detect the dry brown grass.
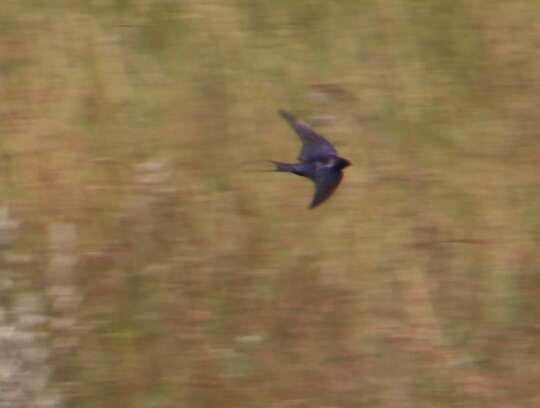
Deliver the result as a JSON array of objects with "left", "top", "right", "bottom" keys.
[{"left": 1, "top": 1, "right": 540, "bottom": 407}]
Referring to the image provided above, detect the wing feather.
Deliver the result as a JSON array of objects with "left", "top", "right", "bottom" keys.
[
  {"left": 310, "top": 167, "right": 343, "bottom": 208},
  {"left": 278, "top": 110, "right": 337, "bottom": 162}
]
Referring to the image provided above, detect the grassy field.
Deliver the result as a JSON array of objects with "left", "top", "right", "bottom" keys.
[{"left": 1, "top": 1, "right": 540, "bottom": 407}]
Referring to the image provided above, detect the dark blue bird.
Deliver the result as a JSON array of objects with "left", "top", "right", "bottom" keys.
[{"left": 272, "top": 110, "right": 351, "bottom": 209}]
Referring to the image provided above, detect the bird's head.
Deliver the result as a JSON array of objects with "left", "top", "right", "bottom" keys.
[{"left": 336, "top": 157, "right": 351, "bottom": 170}]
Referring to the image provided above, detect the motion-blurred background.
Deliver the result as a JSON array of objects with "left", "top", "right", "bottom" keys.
[{"left": 1, "top": 1, "right": 540, "bottom": 407}]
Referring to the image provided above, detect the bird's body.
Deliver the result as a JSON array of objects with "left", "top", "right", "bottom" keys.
[{"left": 272, "top": 110, "right": 350, "bottom": 208}]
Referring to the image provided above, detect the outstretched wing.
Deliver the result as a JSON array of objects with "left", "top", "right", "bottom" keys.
[
  {"left": 279, "top": 110, "right": 337, "bottom": 162},
  {"left": 310, "top": 167, "right": 343, "bottom": 208}
]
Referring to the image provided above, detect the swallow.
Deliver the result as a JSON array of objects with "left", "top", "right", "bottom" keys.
[{"left": 272, "top": 110, "right": 351, "bottom": 209}]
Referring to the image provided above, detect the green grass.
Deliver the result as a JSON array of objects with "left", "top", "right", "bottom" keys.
[{"left": 2, "top": 1, "right": 540, "bottom": 407}]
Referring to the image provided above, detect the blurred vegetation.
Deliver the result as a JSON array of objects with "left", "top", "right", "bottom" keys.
[{"left": 1, "top": 0, "right": 540, "bottom": 407}]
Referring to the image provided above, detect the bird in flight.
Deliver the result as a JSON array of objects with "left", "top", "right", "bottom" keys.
[{"left": 272, "top": 110, "right": 351, "bottom": 209}]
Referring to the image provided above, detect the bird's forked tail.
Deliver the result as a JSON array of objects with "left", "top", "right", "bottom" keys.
[{"left": 271, "top": 161, "right": 295, "bottom": 172}]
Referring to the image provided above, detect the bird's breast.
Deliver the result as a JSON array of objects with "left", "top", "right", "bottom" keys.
[{"left": 315, "top": 157, "right": 337, "bottom": 170}]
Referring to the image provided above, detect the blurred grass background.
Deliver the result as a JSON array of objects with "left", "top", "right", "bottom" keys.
[{"left": 1, "top": 0, "right": 540, "bottom": 407}]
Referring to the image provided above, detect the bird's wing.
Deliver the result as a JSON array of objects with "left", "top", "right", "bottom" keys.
[
  {"left": 310, "top": 167, "right": 343, "bottom": 208},
  {"left": 278, "top": 110, "right": 337, "bottom": 162}
]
